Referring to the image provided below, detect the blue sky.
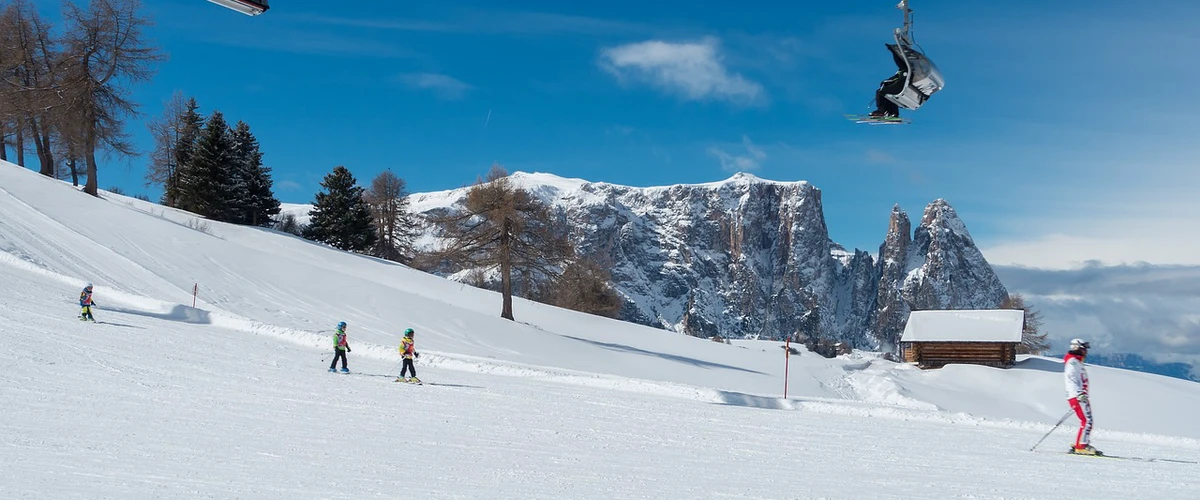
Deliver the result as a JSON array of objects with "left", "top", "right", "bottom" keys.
[{"left": 27, "top": 0, "right": 1200, "bottom": 267}]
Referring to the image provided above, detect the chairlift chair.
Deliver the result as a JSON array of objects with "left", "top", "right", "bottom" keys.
[
  {"left": 208, "top": 0, "right": 270, "bottom": 16},
  {"left": 882, "top": 0, "right": 944, "bottom": 111}
]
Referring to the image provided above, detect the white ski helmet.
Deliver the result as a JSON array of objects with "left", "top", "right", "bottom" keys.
[{"left": 1069, "top": 338, "right": 1090, "bottom": 351}]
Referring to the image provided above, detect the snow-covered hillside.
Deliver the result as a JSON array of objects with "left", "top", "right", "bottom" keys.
[{"left": 3, "top": 162, "right": 1199, "bottom": 499}]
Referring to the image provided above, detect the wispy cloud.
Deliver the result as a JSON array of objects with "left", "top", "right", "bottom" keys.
[
  {"left": 864, "top": 148, "right": 896, "bottom": 165},
  {"left": 708, "top": 135, "right": 766, "bottom": 172},
  {"left": 600, "top": 38, "right": 764, "bottom": 104},
  {"left": 995, "top": 264, "right": 1200, "bottom": 370},
  {"left": 284, "top": 10, "right": 649, "bottom": 38},
  {"left": 277, "top": 180, "right": 303, "bottom": 192},
  {"left": 606, "top": 125, "right": 636, "bottom": 136},
  {"left": 395, "top": 73, "right": 473, "bottom": 100},
  {"left": 193, "top": 25, "right": 414, "bottom": 58}
]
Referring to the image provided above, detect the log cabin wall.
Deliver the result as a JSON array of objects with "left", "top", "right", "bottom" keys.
[{"left": 902, "top": 341, "right": 1017, "bottom": 369}]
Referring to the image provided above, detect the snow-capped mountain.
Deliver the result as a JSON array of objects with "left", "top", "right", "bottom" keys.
[{"left": 408, "top": 172, "right": 1009, "bottom": 348}]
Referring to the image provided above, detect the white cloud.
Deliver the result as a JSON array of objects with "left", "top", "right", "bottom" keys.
[
  {"left": 396, "top": 73, "right": 472, "bottom": 99},
  {"left": 864, "top": 148, "right": 897, "bottom": 165},
  {"left": 600, "top": 38, "right": 764, "bottom": 104},
  {"left": 708, "top": 135, "right": 766, "bottom": 172},
  {"left": 980, "top": 206, "right": 1200, "bottom": 269},
  {"left": 994, "top": 264, "right": 1200, "bottom": 367}
]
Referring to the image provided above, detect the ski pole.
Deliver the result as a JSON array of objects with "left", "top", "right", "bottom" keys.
[{"left": 1030, "top": 410, "right": 1075, "bottom": 451}]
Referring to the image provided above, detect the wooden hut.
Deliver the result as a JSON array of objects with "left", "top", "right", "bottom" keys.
[{"left": 900, "top": 309, "right": 1024, "bottom": 369}]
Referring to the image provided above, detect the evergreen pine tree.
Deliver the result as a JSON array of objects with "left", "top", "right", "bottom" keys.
[
  {"left": 220, "top": 121, "right": 250, "bottom": 224},
  {"left": 230, "top": 121, "right": 280, "bottom": 227},
  {"left": 170, "top": 98, "right": 205, "bottom": 210},
  {"left": 178, "top": 111, "right": 235, "bottom": 220},
  {"left": 304, "top": 166, "right": 377, "bottom": 252}
]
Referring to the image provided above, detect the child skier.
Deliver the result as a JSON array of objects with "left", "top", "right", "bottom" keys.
[
  {"left": 328, "top": 321, "right": 351, "bottom": 373},
  {"left": 397, "top": 328, "right": 420, "bottom": 383},
  {"left": 79, "top": 283, "right": 97, "bottom": 321},
  {"left": 1064, "top": 338, "right": 1100, "bottom": 455}
]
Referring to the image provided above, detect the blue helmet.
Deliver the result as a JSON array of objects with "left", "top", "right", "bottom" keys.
[{"left": 337, "top": 321, "right": 347, "bottom": 330}]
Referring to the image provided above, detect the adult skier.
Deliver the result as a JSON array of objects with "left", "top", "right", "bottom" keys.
[
  {"left": 397, "top": 328, "right": 420, "bottom": 383},
  {"left": 1064, "top": 338, "right": 1100, "bottom": 455},
  {"left": 869, "top": 44, "right": 907, "bottom": 119},
  {"left": 328, "top": 321, "right": 351, "bottom": 373},
  {"left": 79, "top": 283, "right": 97, "bottom": 321}
]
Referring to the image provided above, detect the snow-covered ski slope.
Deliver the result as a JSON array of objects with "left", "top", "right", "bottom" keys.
[{"left": 1, "top": 162, "right": 1198, "bottom": 499}]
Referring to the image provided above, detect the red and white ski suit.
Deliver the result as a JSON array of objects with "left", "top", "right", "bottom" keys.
[{"left": 1064, "top": 353, "right": 1092, "bottom": 448}]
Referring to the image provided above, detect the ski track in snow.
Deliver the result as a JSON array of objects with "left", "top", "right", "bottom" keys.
[{"left": 2, "top": 164, "right": 1200, "bottom": 499}]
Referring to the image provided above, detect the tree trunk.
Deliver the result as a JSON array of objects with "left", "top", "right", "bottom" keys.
[
  {"left": 69, "top": 157, "right": 79, "bottom": 186},
  {"left": 165, "top": 166, "right": 178, "bottom": 207},
  {"left": 84, "top": 128, "right": 98, "bottom": 196},
  {"left": 0, "top": 122, "right": 7, "bottom": 162},
  {"left": 15, "top": 123, "right": 25, "bottom": 167},
  {"left": 31, "top": 117, "right": 54, "bottom": 177},
  {"left": 500, "top": 216, "right": 514, "bottom": 321}
]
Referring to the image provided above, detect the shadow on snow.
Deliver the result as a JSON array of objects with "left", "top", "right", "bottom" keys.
[
  {"left": 562, "top": 335, "right": 767, "bottom": 375},
  {"left": 102, "top": 304, "right": 212, "bottom": 325}
]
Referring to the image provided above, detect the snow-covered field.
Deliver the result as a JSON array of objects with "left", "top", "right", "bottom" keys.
[{"left": 2, "top": 162, "right": 1199, "bottom": 499}]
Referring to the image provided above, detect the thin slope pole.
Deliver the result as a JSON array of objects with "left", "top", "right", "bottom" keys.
[
  {"left": 1030, "top": 410, "right": 1075, "bottom": 451},
  {"left": 783, "top": 339, "right": 791, "bottom": 399}
]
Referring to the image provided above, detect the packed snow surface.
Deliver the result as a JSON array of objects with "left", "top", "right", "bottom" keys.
[{"left": 1, "top": 163, "right": 1198, "bottom": 499}]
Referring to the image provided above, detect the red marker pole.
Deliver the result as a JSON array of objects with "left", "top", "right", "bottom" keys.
[{"left": 784, "top": 338, "right": 791, "bottom": 400}]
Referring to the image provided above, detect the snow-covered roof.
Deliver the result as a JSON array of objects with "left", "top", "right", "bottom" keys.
[{"left": 900, "top": 309, "right": 1024, "bottom": 343}]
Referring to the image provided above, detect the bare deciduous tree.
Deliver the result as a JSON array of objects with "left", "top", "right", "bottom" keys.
[
  {"left": 541, "top": 256, "right": 623, "bottom": 318},
  {"left": 145, "top": 90, "right": 187, "bottom": 205},
  {"left": 59, "top": 0, "right": 163, "bottom": 196},
  {"left": 428, "top": 164, "right": 573, "bottom": 321},
  {"left": 0, "top": 0, "right": 60, "bottom": 173},
  {"left": 364, "top": 169, "right": 419, "bottom": 263},
  {"left": 1001, "top": 293, "right": 1050, "bottom": 355}
]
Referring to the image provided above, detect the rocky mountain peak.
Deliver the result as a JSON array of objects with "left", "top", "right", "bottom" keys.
[
  {"left": 411, "top": 172, "right": 1008, "bottom": 348},
  {"left": 918, "top": 198, "right": 972, "bottom": 242}
]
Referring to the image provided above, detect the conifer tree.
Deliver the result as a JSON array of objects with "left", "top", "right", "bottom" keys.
[
  {"left": 177, "top": 111, "right": 234, "bottom": 219},
  {"left": 304, "top": 166, "right": 377, "bottom": 252},
  {"left": 166, "top": 98, "right": 204, "bottom": 207},
  {"left": 230, "top": 120, "right": 280, "bottom": 226}
]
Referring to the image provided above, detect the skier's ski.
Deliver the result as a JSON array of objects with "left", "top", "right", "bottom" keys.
[
  {"left": 845, "top": 113, "right": 911, "bottom": 125},
  {"left": 1066, "top": 450, "right": 1197, "bottom": 464}
]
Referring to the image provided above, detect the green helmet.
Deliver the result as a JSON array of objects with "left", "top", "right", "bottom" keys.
[{"left": 404, "top": 328, "right": 414, "bottom": 337}]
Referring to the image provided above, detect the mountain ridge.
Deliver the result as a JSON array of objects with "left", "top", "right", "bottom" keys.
[{"left": 402, "top": 170, "right": 1009, "bottom": 348}]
